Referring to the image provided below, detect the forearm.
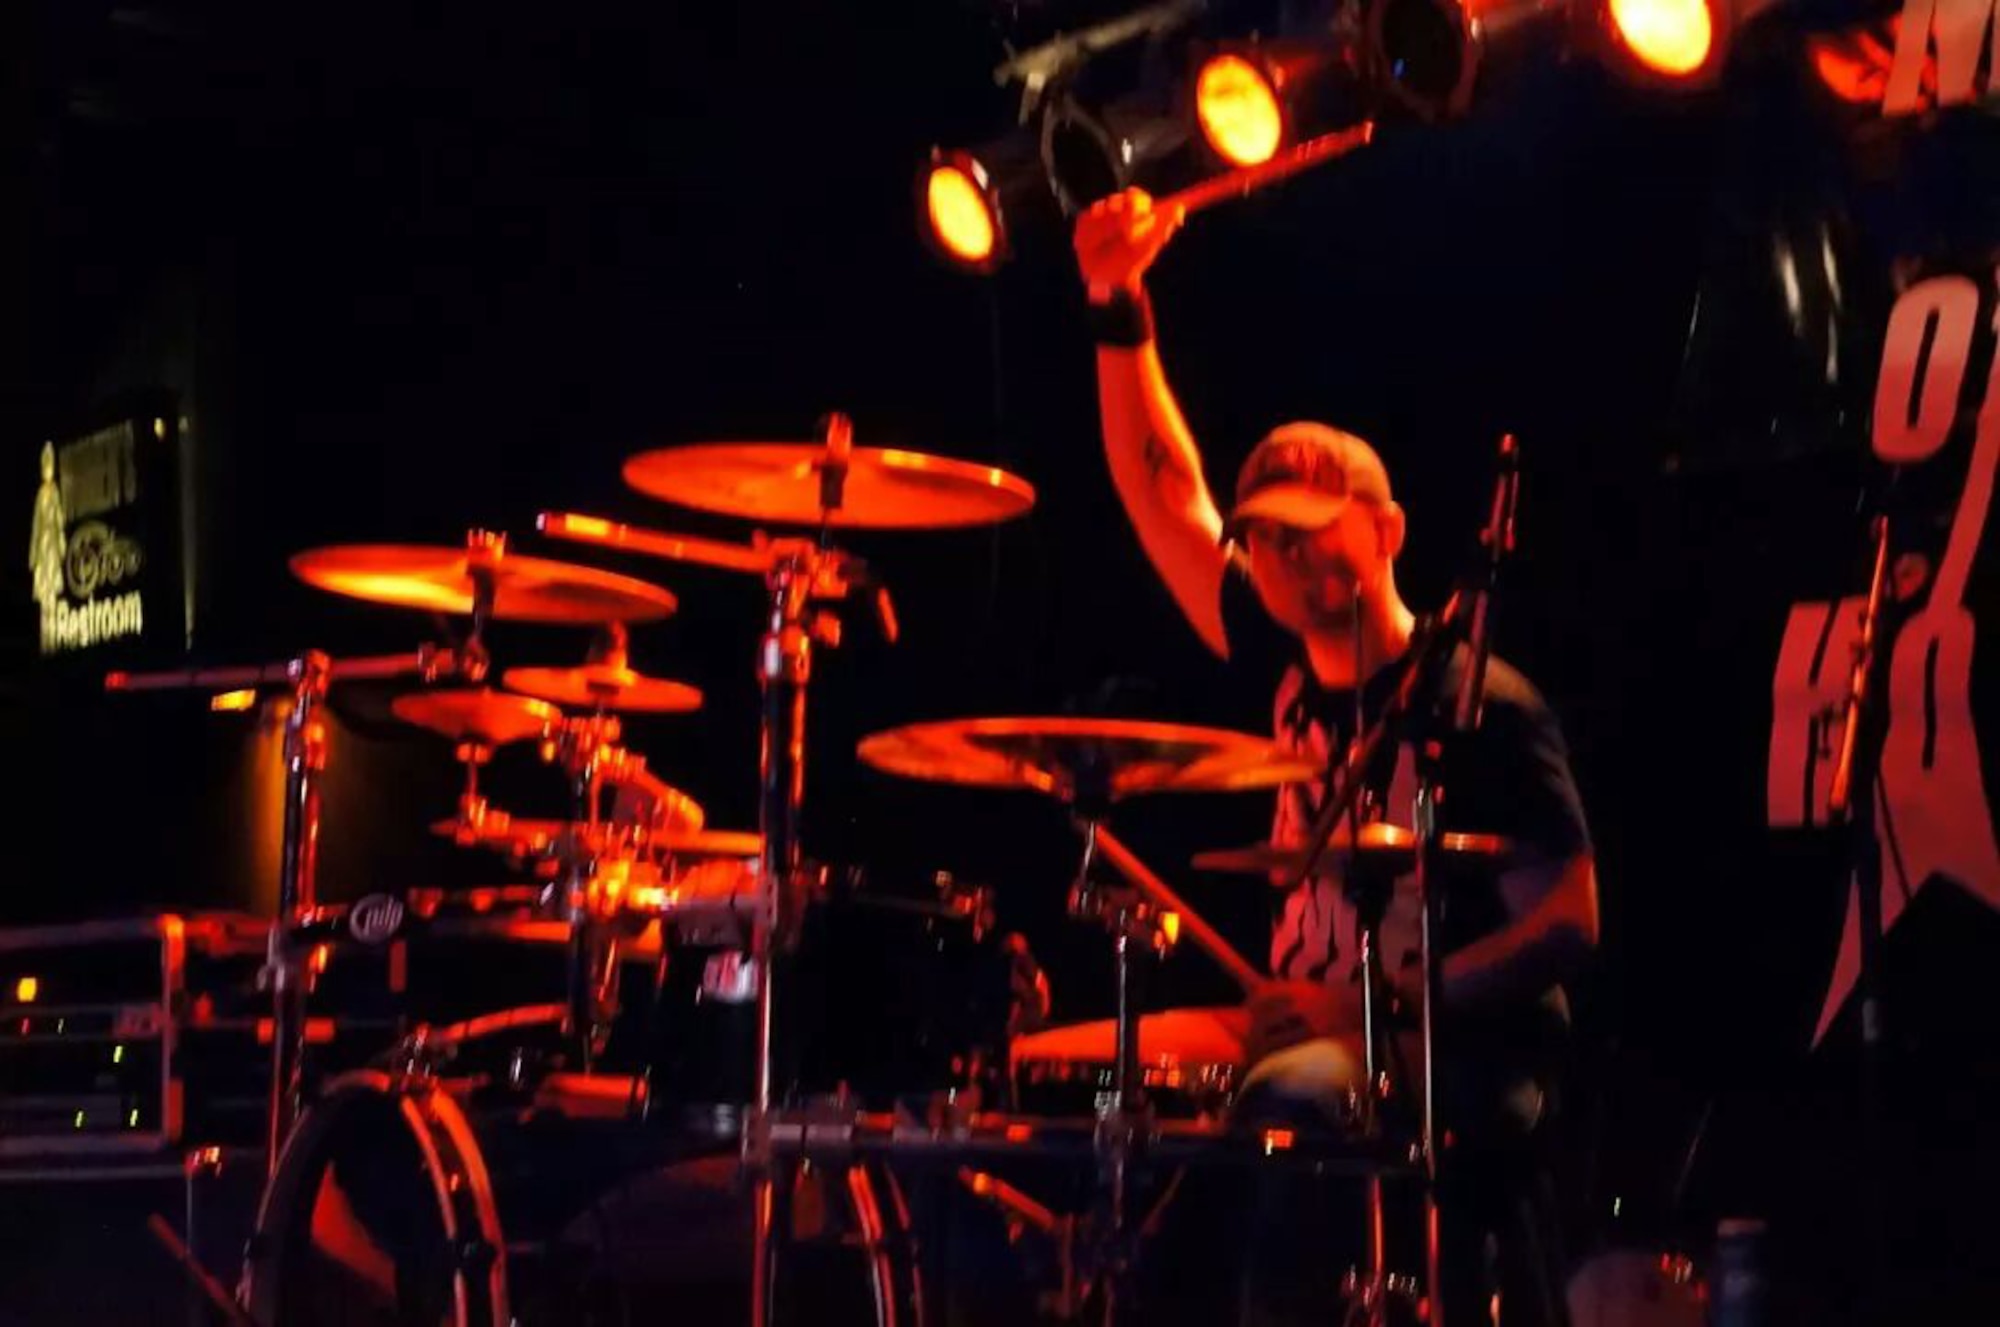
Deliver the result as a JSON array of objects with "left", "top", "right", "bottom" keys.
[
  {"left": 1429, "top": 854, "right": 1602, "bottom": 1012},
  {"left": 1093, "top": 330, "right": 1228, "bottom": 652},
  {"left": 1096, "top": 342, "right": 1217, "bottom": 532}
]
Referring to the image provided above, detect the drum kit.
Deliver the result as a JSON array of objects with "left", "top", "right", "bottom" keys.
[{"left": 103, "top": 412, "right": 1489, "bottom": 1326}]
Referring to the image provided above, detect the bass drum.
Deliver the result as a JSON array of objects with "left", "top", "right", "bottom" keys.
[{"left": 241, "top": 1070, "right": 923, "bottom": 1327}]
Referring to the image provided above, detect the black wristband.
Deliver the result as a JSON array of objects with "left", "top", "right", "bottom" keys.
[{"left": 1088, "top": 286, "right": 1154, "bottom": 348}]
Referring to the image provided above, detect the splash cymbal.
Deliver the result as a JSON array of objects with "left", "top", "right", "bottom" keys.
[
  {"left": 503, "top": 663, "right": 702, "bottom": 714},
  {"left": 291, "top": 543, "right": 678, "bottom": 622},
  {"left": 855, "top": 716, "right": 1318, "bottom": 801},
  {"left": 392, "top": 689, "right": 560, "bottom": 746},
  {"left": 622, "top": 443, "right": 1036, "bottom": 529},
  {"left": 1192, "top": 823, "right": 1515, "bottom": 876}
]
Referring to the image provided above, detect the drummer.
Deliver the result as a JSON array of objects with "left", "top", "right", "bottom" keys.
[{"left": 1073, "top": 189, "right": 1602, "bottom": 1326}]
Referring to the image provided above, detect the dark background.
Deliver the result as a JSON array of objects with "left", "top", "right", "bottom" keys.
[{"left": 3, "top": 0, "right": 1996, "bottom": 1319}]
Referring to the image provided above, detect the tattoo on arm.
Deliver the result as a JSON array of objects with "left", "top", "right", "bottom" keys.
[{"left": 1141, "top": 432, "right": 1173, "bottom": 483}]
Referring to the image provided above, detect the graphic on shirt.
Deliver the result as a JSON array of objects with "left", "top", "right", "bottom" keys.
[{"left": 1267, "top": 661, "right": 1423, "bottom": 987}]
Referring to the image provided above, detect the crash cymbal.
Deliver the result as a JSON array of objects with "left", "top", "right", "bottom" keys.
[
  {"left": 503, "top": 663, "right": 702, "bottom": 714},
  {"left": 855, "top": 716, "right": 1318, "bottom": 801},
  {"left": 393, "top": 689, "right": 560, "bottom": 746},
  {"left": 291, "top": 543, "right": 677, "bottom": 622},
  {"left": 622, "top": 443, "right": 1036, "bottom": 529},
  {"left": 1192, "top": 822, "right": 1514, "bottom": 876}
]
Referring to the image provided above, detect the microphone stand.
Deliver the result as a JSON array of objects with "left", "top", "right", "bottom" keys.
[
  {"left": 1416, "top": 434, "right": 1518, "bottom": 1326},
  {"left": 1278, "top": 434, "right": 1520, "bottom": 1327}
]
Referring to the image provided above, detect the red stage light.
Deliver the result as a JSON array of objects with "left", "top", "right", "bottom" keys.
[
  {"left": 921, "top": 153, "right": 1002, "bottom": 272},
  {"left": 1196, "top": 53, "right": 1287, "bottom": 167},
  {"left": 1606, "top": 0, "right": 1716, "bottom": 77}
]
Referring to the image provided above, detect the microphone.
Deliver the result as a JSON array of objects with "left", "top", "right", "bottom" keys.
[{"left": 1452, "top": 433, "right": 1519, "bottom": 734}]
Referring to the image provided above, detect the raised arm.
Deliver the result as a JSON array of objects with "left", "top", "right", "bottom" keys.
[{"left": 1074, "top": 190, "right": 1230, "bottom": 658}]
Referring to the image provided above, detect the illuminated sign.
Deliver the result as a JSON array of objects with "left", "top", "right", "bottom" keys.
[{"left": 28, "top": 409, "right": 186, "bottom": 658}]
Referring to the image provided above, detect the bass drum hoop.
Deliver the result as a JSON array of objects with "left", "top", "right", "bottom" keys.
[
  {"left": 243, "top": 1070, "right": 509, "bottom": 1327},
  {"left": 242, "top": 1070, "right": 923, "bottom": 1327}
]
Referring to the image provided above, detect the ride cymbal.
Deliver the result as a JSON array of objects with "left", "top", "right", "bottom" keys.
[
  {"left": 855, "top": 716, "right": 1318, "bottom": 801},
  {"left": 291, "top": 543, "right": 677, "bottom": 622},
  {"left": 622, "top": 443, "right": 1035, "bottom": 530}
]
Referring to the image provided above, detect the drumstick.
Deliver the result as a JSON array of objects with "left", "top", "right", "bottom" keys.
[
  {"left": 1089, "top": 823, "right": 1268, "bottom": 995},
  {"left": 1159, "top": 122, "right": 1375, "bottom": 220}
]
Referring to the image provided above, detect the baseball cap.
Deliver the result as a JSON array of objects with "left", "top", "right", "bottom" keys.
[{"left": 1222, "top": 422, "right": 1393, "bottom": 540}]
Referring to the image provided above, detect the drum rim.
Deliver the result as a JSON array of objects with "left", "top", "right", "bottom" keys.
[
  {"left": 240, "top": 1070, "right": 925, "bottom": 1327},
  {"left": 242, "top": 1069, "right": 508, "bottom": 1327}
]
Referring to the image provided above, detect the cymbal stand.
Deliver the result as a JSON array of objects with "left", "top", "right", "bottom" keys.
[
  {"left": 1065, "top": 815, "right": 1180, "bottom": 1326},
  {"left": 747, "top": 412, "right": 900, "bottom": 1327},
  {"left": 268, "top": 651, "right": 329, "bottom": 1172},
  {"left": 1415, "top": 432, "right": 1518, "bottom": 1326},
  {"left": 541, "top": 710, "right": 629, "bottom": 1067},
  {"left": 105, "top": 642, "right": 474, "bottom": 1176}
]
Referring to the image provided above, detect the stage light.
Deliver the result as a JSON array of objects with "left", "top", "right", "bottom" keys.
[
  {"left": 1606, "top": 0, "right": 1715, "bottom": 76},
  {"left": 1191, "top": 13, "right": 1474, "bottom": 167},
  {"left": 919, "top": 88, "right": 1190, "bottom": 274},
  {"left": 1373, "top": 0, "right": 1480, "bottom": 118},
  {"left": 1195, "top": 52, "right": 1286, "bottom": 166},
  {"left": 1542, "top": 0, "right": 1732, "bottom": 86},
  {"left": 1462, "top": 0, "right": 1733, "bottom": 89},
  {"left": 923, "top": 153, "right": 1002, "bottom": 271},
  {"left": 916, "top": 134, "right": 1057, "bottom": 274}
]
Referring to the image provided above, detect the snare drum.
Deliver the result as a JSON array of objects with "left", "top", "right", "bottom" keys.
[{"left": 1008, "top": 1006, "right": 1249, "bottom": 1120}]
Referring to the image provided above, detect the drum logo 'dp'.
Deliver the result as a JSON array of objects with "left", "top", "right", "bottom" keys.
[{"left": 349, "top": 894, "right": 408, "bottom": 946}]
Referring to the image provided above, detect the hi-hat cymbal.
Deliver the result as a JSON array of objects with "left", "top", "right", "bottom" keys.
[
  {"left": 1192, "top": 822, "right": 1514, "bottom": 877},
  {"left": 622, "top": 443, "right": 1036, "bottom": 529},
  {"left": 855, "top": 716, "right": 1318, "bottom": 801},
  {"left": 291, "top": 544, "right": 678, "bottom": 622},
  {"left": 503, "top": 664, "right": 703, "bottom": 714},
  {"left": 393, "top": 689, "right": 560, "bottom": 746}
]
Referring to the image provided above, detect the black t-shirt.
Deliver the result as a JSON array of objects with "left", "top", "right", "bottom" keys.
[{"left": 1219, "top": 560, "right": 1592, "bottom": 1062}]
